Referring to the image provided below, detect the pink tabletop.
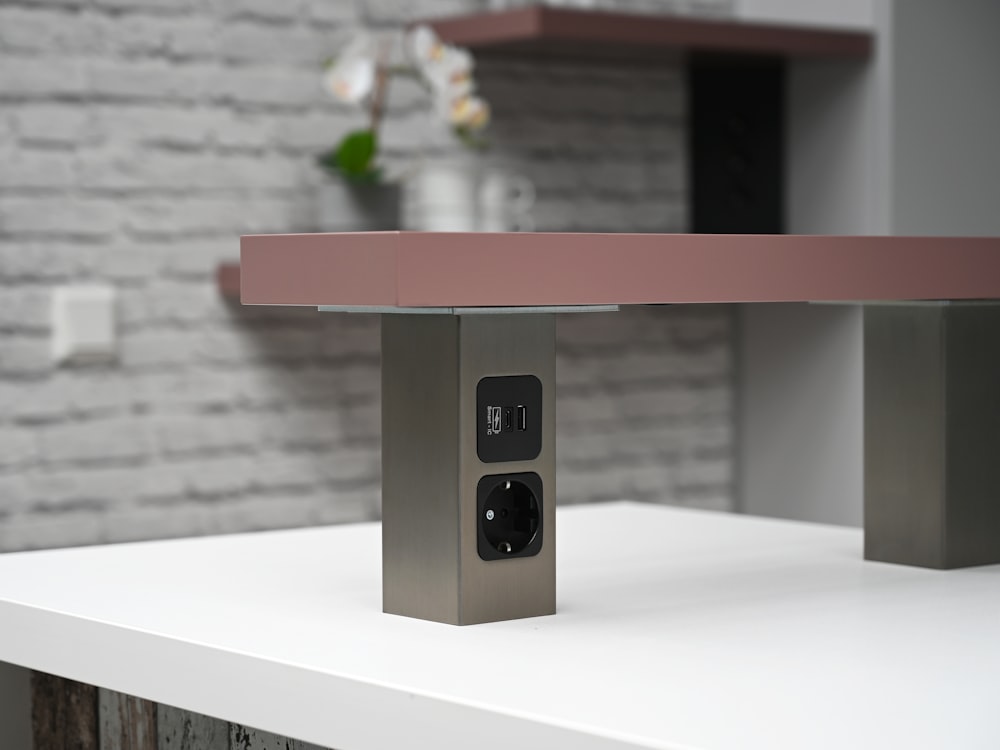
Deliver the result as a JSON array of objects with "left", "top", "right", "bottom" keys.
[{"left": 240, "top": 232, "right": 1000, "bottom": 307}]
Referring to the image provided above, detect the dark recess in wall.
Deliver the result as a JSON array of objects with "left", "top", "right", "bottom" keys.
[{"left": 689, "top": 56, "right": 785, "bottom": 234}]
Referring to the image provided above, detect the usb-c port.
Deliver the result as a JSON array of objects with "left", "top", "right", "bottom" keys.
[{"left": 516, "top": 405, "right": 527, "bottom": 431}]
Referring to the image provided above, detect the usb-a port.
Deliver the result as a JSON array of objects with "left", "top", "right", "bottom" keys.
[{"left": 516, "top": 405, "right": 527, "bottom": 431}]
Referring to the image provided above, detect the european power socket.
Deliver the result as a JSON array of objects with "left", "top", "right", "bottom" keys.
[{"left": 477, "top": 471, "right": 543, "bottom": 561}]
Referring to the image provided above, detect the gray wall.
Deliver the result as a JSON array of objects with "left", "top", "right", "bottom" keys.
[
  {"left": 738, "top": 5, "right": 883, "bottom": 527},
  {"left": 0, "top": 0, "right": 735, "bottom": 551},
  {"left": 740, "top": 0, "right": 1000, "bottom": 526},
  {"left": 739, "top": 303, "right": 864, "bottom": 525},
  {"left": 891, "top": 0, "right": 1000, "bottom": 236}
]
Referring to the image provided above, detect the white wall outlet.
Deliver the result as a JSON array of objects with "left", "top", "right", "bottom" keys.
[{"left": 51, "top": 285, "right": 117, "bottom": 365}]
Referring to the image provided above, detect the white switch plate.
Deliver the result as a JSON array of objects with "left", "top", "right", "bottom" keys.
[{"left": 51, "top": 285, "right": 117, "bottom": 365}]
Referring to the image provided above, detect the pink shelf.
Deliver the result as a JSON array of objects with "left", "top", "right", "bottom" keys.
[
  {"left": 216, "top": 262, "right": 241, "bottom": 300},
  {"left": 239, "top": 232, "right": 1000, "bottom": 308},
  {"left": 427, "top": 6, "right": 872, "bottom": 62}
]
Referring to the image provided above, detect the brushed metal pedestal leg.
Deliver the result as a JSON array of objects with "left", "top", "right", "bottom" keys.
[
  {"left": 864, "top": 303, "right": 1000, "bottom": 569},
  {"left": 381, "top": 314, "right": 556, "bottom": 624}
]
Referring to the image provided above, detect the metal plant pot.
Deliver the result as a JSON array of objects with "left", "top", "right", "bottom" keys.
[{"left": 314, "top": 179, "right": 401, "bottom": 232}]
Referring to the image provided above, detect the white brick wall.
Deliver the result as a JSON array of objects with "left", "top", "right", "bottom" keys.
[{"left": 0, "top": 0, "right": 735, "bottom": 551}]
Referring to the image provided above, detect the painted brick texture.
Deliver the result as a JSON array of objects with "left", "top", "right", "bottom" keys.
[{"left": 0, "top": 0, "right": 735, "bottom": 551}]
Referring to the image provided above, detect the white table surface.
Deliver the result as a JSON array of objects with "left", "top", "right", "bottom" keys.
[{"left": 0, "top": 502, "right": 998, "bottom": 750}]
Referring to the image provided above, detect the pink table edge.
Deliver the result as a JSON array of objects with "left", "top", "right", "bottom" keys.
[{"left": 239, "top": 232, "right": 1000, "bottom": 307}]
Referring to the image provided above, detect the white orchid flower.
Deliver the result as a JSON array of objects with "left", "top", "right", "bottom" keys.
[
  {"left": 425, "top": 46, "right": 478, "bottom": 130},
  {"left": 323, "top": 34, "right": 377, "bottom": 104},
  {"left": 406, "top": 25, "right": 447, "bottom": 69},
  {"left": 449, "top": 95, "right": 490, "bottom": 132},
  {"left": 405, "top": 25, "right": 488, "bottom": 132},
  {"left": 408, "top": 25, "right": 474, "bottom": 96},
  {"left": 427, "top": 46, "right": 475, "bottom": 98}
]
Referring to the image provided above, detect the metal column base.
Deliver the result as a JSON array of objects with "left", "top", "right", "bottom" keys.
[
  {"left": 381, "top": 314, "right": 556, "bottom": 624},
  {"left": 864, "top": 303, "right": 1000, "bottom": 569}
]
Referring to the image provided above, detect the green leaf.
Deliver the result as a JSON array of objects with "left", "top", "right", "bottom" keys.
[
  {"left": 333, "top": 128, "right": 378, "bottom": 181},
  {"left": 453, "top": 125, "right": 490, "bottom": 151}
]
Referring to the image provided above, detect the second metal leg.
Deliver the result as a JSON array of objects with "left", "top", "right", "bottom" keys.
[{"left": 864, "top": 303, "right": 1000, "bottom": 569}]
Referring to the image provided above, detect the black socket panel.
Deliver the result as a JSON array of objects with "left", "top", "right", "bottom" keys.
[{"left": 476, "top": 375, "right": 542, "bottom": 464}]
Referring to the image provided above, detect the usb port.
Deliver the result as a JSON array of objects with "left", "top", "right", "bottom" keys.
[
  {"left": 516, "top": 405, "right": 527, "bottom": 431},
  {"left": 503, "top": 407, "right": 513, "bottom": 431}
]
